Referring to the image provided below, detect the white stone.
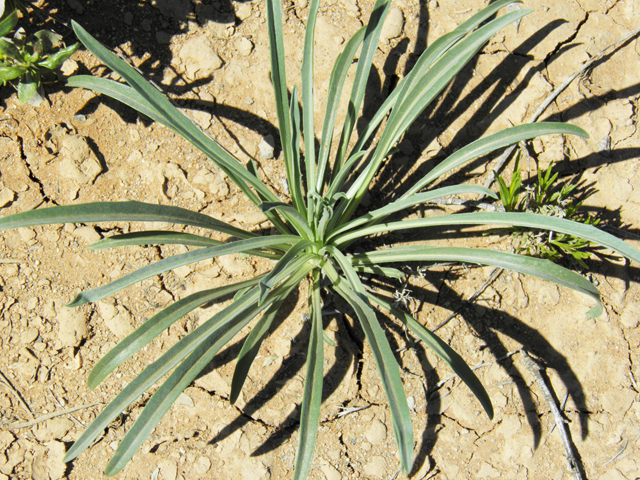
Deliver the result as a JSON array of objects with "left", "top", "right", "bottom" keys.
[
  {"left": 258, "top": 135, "right": 275, "bottom": 159},
  {"left": 236, "top": 37, "right": 254, "bottom": 56},
  {"left": 72, "top": 226, "right": 101, "bottom": 244}
]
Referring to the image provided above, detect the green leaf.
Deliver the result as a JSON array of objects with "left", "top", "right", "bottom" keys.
[
  {"left": 333, "top": 211, "right": 640, "bottom": 270},
  {"left": 315, "top": 26, "right": 366, "bottom": 193},
  {"left": 287, "top": 86, "right": 306, "bottom": 212},
  {"left": 260, "top": 202, "right": 313, "bottom": 240},
  {"left": 341, "top": 8, "right": 532, "bottom": 223},
  {"left": 69, "top": 22, "right": 295, "bottom": 236},
  {"left": 229, "top": 301, "right": 279, "bottom": 404},
  {"left": 402, "top": 123, "right": 588, "bottom": 198},
  {"left": 0, "top": 201, "right": 255, "bottom": 239},
  {"left": 17, "top": 72, "right": 39, "bottom": 104},
  {"left": 301, "top": 0, "right": 320, "bottom": 203},
  {"left": 352, "top": 265, "right": 405, "bottom": 279},
  {"left": 0, "top": 63, "right": 24, "bottom": 82},
  {"left": 89, "top": 231, "right": 223, "bottom": 250},
  {"left": 351, "top": 245, "right": 603, "bottom": 317},
  {"left": 293, "top": 270, "right": 324, "bottom": 480},
  {"left": 103, "top": 260, "right": 312, "bottom": 476},
  {"left": 264, "top": 0, "right": 296, "bottom": 201},
  {"left": 351, "top": 0, "right": 524, "bottom": 161},
  {"left": 258, "top": 239, "right": 314, "bottom": 304},
  {"left": 105, "top": 306, "right": 262, "bottom": 475},
  {"left": 331, "top": 185, "right": 498, "bottom": 238},
  {"left": 88, "top": 277, "right": 263, "bottom": 389},
  {"left": 37, "top": 42, "right": 79, "bottom": 70},
  {"left": 368, "top": 293, "right": 493, "bottom": 419},
  {"left": 33, "top": 29, "right": 63, "bottom": 49},
  {"left": 67, "top": 76, "right": 173, "bottom": 126},
  {"left": 65, "top": 254, "right": 314, "bottom": 467},
  {"left": 322, "top": 257, "right": 413, "bottom": 473},
  {"left": 0, "top": 8, "right": 18, "bottom": 37},
  {"left": 334, "top": 0, "right": 392, "bottom": 171},
  {"left": 65, "top": 286, "right": 262, "bottom": 465},
  {"left": 0, "top": 38, "right": 21, "bottom": 60},
  {"left": 68, "top": 235, "right": 300, "bottom": 307}
]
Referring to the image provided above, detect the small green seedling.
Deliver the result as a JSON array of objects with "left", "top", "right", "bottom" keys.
[
  {"left": 0, "top": 0, "right": 78, "bottom": 104},
  {"left": 497, "top": 155, "right": 599, "bottom": 267}
]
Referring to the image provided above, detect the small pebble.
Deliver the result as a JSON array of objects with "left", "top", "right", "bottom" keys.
[{"left": 259, "top": 135, "right": 275, "bottom": 159}]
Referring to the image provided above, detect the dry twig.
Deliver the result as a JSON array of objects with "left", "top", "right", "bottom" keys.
[
  {"left": 0, "top": 369, "right": 34, "bottom": 419},
  {"left": 521, "top": 350, "right": 584, "bottom": 480},
  {"left": 3, "top": 402, "right": 101, "bottom": 429}
]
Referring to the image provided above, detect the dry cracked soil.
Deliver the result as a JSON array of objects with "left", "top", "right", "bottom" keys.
[{"left": 0, "top": 0, "right": 640, "bottom": 479}]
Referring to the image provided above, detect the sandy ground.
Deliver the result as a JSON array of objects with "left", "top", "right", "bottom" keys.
[{"left": 1, "top": 0, "right": 639, "bottom": 479}]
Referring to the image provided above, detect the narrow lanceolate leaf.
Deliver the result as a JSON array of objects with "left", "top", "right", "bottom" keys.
[
  {"left": 65, "top": 255, "right": 314, "bottom": 466},
  {"left": 89, "top": 231, "right": 283, "bottom": 260},
  {"left": 332, "top": 212, "right": 640, "bottom": 268},
  {"left": 294, "top": 270, "right": 324, "bottom": 480},
  {"left": 334, "top": 0, "right": 392, "bottom": 171},
  {"left": 67, "top": 76, "right": 172, "bottom": 127},
  {"left": 105, "top": 305, "right": 261, "bottom": 476},
  {"left": 0, "top": 201, "right": 254, "bottom": 239},
  {"left": 351, "top": 245, "right": 603, "bottom": 317},
  {"left": 104, "top": 263, "right": 312, "bottom": 477},
  {"left": 260, "top": 202, "right": 314, "bottom": 240},
  {"left": 402, "top": 123, "right": 589, "bottom": 198},
  {"left": 70, "top": 23, "right": 296, "bottom": 236},
  {"left": 332, "top": 185, "right": 498, "bottom": 238},
  {"left": 259, "top": 239, "right": 315, "bottom": 304},
  {"left": 89, "top": 277, "right": 263, "bottom": 389},
  {"left": 321, "top": 259, "right": 413, "bottom": 473},
  {"left": 89, "top": 231, "right": 223, "bottom": 250},
  {"left": 264, "top": 0, "right": 296, "bottom": 195},
  {"left": 301, "top": 0, "right": 321, "bottom": 199},
  {"left": 315, "top": 26, "right": 366, "bottom": 193},
  {"left": 367, "top": 293, "right": 493, "bottom": 419},
  {"left": 349, "top": 29, "right": 467, "bottom": 159},
  {"left": 68, "top": 236, "right": 300, "bottom": 307},
  {"left": 342, "top": 8, "right": 532, "bottom": 223},
  {"left": 65, "top": 287, "right": 261, "bottom": 465},
  {"left": 350, "top": 0, "right": 525, "bottom": 160},
  {"left": 229, "top": 303, "right": 280, "bottom": 404},
  {"left": 70, "top": 23, "right": 268, "bottom": 202},
  {"left": 288, "top": 86, "right": 306, "bottom": 212},
  {"left": 352, "top": 265, "right": 405, "bottom": 279}
]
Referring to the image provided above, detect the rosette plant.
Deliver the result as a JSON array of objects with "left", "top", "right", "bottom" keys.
[
  {"left": 0, "top": 0, "right": 78, "bottom": 104},
  {"left": 1, "top": 0, "right": 639, "bottom": 478}
]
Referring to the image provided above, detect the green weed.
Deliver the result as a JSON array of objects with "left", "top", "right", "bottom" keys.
[
  {"left": 0, "top": 0, "right": 78, "bottom": 104},
  {"left": 498, "top": 156, "right": 600, "bottom": 267}
]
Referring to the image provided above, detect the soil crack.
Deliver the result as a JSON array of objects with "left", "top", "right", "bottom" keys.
[
  {"left": 15, "top": 134, "right": 51, "bottom": 207},
  {"left": 543, "top": 11, "right": 590, "bottom": 67}
]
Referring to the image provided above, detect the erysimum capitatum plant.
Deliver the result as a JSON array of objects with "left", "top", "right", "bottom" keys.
[{"left": 1, "top": 0, "right": 639, "bottom": 478}]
